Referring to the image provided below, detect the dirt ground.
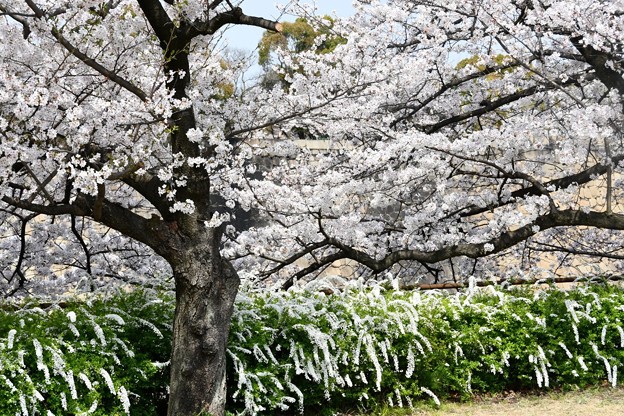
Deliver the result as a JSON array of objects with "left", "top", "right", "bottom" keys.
[{"left": 412, "top": 387, "right": 624, "bottom": 416}]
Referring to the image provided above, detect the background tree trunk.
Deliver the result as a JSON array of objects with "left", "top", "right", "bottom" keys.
[{"left": 167, "top": 230, "right": 240, "bottom": 416}]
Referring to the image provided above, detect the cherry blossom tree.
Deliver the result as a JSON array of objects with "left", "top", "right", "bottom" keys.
[
  {"left": 0, "top": 1, "right": 283, "bottom": 414},
  {"left": 234, "top": 0, "right": 624, "bottom": 288},
  {"left": 1, "top": 0, "right": 624, "bottom": 415}
]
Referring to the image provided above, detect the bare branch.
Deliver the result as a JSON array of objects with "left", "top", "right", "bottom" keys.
[
  {"left": 70, "top": 215, "right": 93, "bottom": 277},
  {"left": 259, "top": 240, "right": 329, "bottom": 279},
  {"left": 530, "top": 241, "right": 624, "bottom": 261},
  {"left": 2, "top": 212, "right": 39, "bottom": 297},
  {"left": 424, "top": 83, "right": 546, "bottom": 133},
  {"left": 0, "top": 4, "right": 32, "bottom": 38},
  {"left": 1, "top": 195, "right": 173, "bottom": 259},
  {"left": 1, "top": 196, "right": 83, "bottom": 216},
  {"left": 21, "top": 0, "right": 148, "bottom": 101},
  {"left": 428, "top": 145, "right": 558, "bottom": 211},
  {"left": 184, "top": 8, "right": 282, "bottom": 38},
  {"left": 402, "top": 274, "right": 624, "bottom": 291},
  {"left": 50, "top": 28, "right": 148, "bottom": 101},
  {"left": 282, "top": 209, "right": 624, "bottom": 279},
  {"left": 458, "top": 153, "right": 624, "bottom": 219},
  {"left": 390, "top": 60, "right": 521, "bottom": 128},
  {"left": 280, "top": 252, "right": 345, "bottom": 290},
  {"left": 21, "top": 166, "right": 58, "bottom": 203}
]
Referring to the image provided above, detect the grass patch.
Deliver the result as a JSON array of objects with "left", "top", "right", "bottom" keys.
[{"left": 343, "top": 386, "right": 624, "bottom": 415}]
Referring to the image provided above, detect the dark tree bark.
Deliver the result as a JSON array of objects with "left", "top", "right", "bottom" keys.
[{"left": 167, "top": 229, "right": 240, "bottom": 416}]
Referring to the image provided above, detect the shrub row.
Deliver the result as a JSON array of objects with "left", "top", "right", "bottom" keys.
[
  {"left": 227, "top": 281, "right": 624, "bottom": 414},
  {"left": 1, "top": 281, "right": 624, "bottom": 415},
  {"left": 0, "top": 291, "right": 173, "bottom": 415}
]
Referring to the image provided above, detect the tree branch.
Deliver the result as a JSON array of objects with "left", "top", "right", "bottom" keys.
[
  {"left": 184, "top": 8, "right": 282, "bottom": 38},
  {"left": 71, "top": 195, "right": 175, "bottom": 259},
  {"left": 2, "top": 212, "right": 39, "bottom": 297},
  {"left": 428, "top": 145, "right": 558, "bottom": 211},
  {"left": 71, "top": 215, "right": 93, "bottom": 278},
  {"left": 571, "top": 36, "right": 624, "bottom": 96},
  {"left": 259, "top": 239, "right": 329, "bottom": 279},
  {"left": 1, "top": 197, "right": 84, "bottom": 216},
  {"left": 403, "top": 274, "right": 624, "bottom": 291},
  {"left": 135, "top": 0, "right": 176, "bottom": 48},
  {"left": 424, "top": 84, "right": 539, "bottom": 133},
  {"left": 121, "top": 173, "right": 174, "bottom": 221},
  {"left": 390, "top": 60, "right": 520, "bottom": 128},
  {"left": 282, "top": 209, "right": 624, "bottom": 279},
  {"left": 457, "top": 153, "right": 624, "bottom": 219},
  {"left": 21, "top": 0, "right": 148, "bottom": 101},
  {"left": 529, "top": 241, "right": 624, "bottom": 261},
  {"left": 1, "top": 195, "right": 173, "bottom": 259},
  {"left": 280, "top": 252, "right": 345, "bottom": 290},
  {"left": 0, "top": 4, "right": 32, "bottom": 38},
  {"left": 49, "top": 28, "right": 148, "bottom": 101}
]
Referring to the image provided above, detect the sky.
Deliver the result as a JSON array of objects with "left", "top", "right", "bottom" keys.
[{"left": 224, "top": 1, "right": 354, "bottom": 52}]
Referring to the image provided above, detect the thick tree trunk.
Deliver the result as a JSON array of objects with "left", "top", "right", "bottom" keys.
[{"left": 167, "top": 231, "right": 240, "bottom": 416}]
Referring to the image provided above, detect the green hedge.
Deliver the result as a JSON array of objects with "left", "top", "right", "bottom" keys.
[
  {"left": 2, "top": 282, "right": 624, "bottom": 415},
  {"left": 227, "top": 282, "right": 624, "bottom": 414},
  {"left": 0, "top": 291, "right": 173, "bottom": 415}
]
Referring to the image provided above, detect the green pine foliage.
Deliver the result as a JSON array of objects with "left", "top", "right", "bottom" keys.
[
  {"left": 2, "top": 281, "right": 624, "bottom": 415},
  {"left": 258, "top": 17, "right": 346, "bottom": 67}
]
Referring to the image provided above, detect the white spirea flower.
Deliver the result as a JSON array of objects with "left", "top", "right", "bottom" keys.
[
  {"left": 420, "top": 387, "right": 440, "bottom": 406},
  {"left": 99, "top": 368, "right": 116, "bottom": 395},
  {"left": 86, "top": 399, "right": 98, "bottom": 414},
  {"left": 105, "top": 314, "right": 125, "bottom": 326},
  {"left": 394, "top": 388, "right": 403, "bottom": 407},
  {"left": 7, "top": 329, "right": 16, "bottom": 349},
  {"left": 578, "top": 356, "right": 589, "bottom": 371},
  {"left": 359, "top": 371, "right": 367, "bottom": 385},
  {"left": 33, "top": 338, "right": 43, "bottom": 361},
  {"left": 78, "top": 372, "right": 93, "bottom": 391},
  {"left": 93, "top": 323, "right": 107, "bottom": 346},
  {"left": 572, "top": 323, "right": 580, "bottom": 344},
  {"left": 405, "top": 346, "right": 415, "bottom": 378},
  {"left": 67, "top": 370, "right": 78, "bottom": 399},
  {"left": 558, "top": 342, "right": 573, "bottom": 359},
  {"left": 19, "top": 394, "right": 28, "bottom": 416},
  {"left": 535, "top": 365, "right": 544, "bottom": 387},
  {"left": 67, "top": 311, "right": 77, "bottom": 323},
  {"left": 119, "top": 386, "right": 131, "bottom": 415},
  {"left": 68, "top": 324, "right": 80, "bottom": 337},
  {"left": 33, "top": 389, "right": 44, "bottom": 402},
  {"left": 137, "top": 318, "right": 163, "bottom": 338}
]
